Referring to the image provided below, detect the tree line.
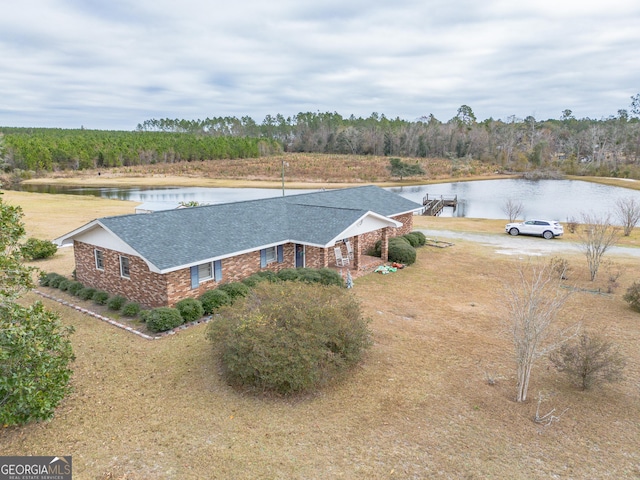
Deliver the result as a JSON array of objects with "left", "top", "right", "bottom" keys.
[
  {"left": 136, "top": 98, "right": 640, "bottom": 178},
  {"left": 1, "top": 94, "right": 639, "bottom": 177},
  {"left": 0, "top": 128, "right": 281, "bottom": 172}
]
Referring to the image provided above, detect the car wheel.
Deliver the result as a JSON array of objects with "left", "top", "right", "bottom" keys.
[
  {"left": 509, "top": 228, "right": 519, "bottom": 236},
  {"left": 543, "top": 230, "right": 553, "bottom": 240}
]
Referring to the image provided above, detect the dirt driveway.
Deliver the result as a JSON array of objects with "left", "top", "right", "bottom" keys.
[{"left": 418, "top": 229, "right": 640, "bottom": 258}]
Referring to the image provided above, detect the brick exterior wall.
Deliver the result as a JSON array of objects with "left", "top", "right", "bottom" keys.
[
  {"left": 74, "top": 241, "right": 169, "bottom": 308},
  {"left": 72, "top": 213, "right": 416, "bottom": 308}
]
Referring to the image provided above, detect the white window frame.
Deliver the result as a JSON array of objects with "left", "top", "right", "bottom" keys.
[
  {"left": 265, "top": 246, "right": 277, "bottom": 264},
  {"left": 198, "top": 262, "right": 213, "bottom": 282},
  {"left": 95, "top": 249, "right": 104, "bottom": 271},
  {"left": 119, "top": 255, "right": 130, "bottom": 279}
]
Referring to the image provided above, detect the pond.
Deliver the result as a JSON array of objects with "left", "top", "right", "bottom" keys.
[{"left": 20, "top": 179, "right": 640, "bottom": 223}]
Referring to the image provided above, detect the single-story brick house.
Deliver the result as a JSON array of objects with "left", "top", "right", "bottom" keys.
[{"left": 54, "top": 185, "right": 422, "bottom": 308}]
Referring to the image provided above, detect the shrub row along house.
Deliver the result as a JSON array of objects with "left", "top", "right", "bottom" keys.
[{"left": 54, "top": 186, "right": 422, "bottom": 308}]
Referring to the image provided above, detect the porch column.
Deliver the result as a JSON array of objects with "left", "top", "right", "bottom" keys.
[
  {"left": 381, "top": 228, "right": 389, "bottom": 262},
  {"left": 353, "top": 236, "right": 361, "bottom": 270}
]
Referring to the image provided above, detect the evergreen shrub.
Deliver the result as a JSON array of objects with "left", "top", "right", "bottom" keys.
[
  {"left": 77, "top": 287, "right": 96, "bottom": 301},
  {"left": 199, "top": 289, "right": 231, "bottom": 315},
  {"left": 107, "top": 295, "right": 127, "bottom": 311},
  {"left": 92, "top": 290, "right": 110, "bottom": 305},
  {"left": 207, "top": 282, "right": 372, "bottom": 395},
  {"left": 317, "top": 268, "right": 345, "bottom": 287},
  {"left": 48, "top": 274, "right": 66, "bottom": 288},
  {"left": 121, "top": 302, "right": 141, "bottom": 317},
  {"left": 242, "top": 270, "right": 279, "bottom": 287},
  {"left": 388, "top": 239, "right": 417, "bottom": 265},
  {"left": 277, "top": 268, "right": 301, "bottom": 282},
  {"left": 145, "top": 307, "right": 184, "bottom": 333},
  {"left": 218, "top": 282, "right": 250, "bottom": 300},
  {"left": 20, "top": 237, "right": 58, "bottom": 260},
  {"left": 176, "top": 298, "right": 205, "bottom": 322},
  {"left": 67, "top": 281, "right": 84, "bottom": 296},
  {"left": 39, "top": 272, "right": 63, "bottom": 287}
]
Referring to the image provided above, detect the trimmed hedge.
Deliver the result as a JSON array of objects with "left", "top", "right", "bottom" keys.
[
  {"left": 297, "top": 269, "right": 322, "bottom": 284},
  {"left": 107, "top": 295, "right": 127, "bottom": 311},
  {"left": 67, "top": 281, "right": 84, "bottom": 296},
  {"left": 48, "top": 274, "right": 66, "bottom": 288},
  {"left": 388, "top": 240, "right": 417, "bottom": 265},
  {"left": 176, "top": 298, "right": 205, "bottom": 323},
  {"left": 404, "top": 231, "right": 426, "bottom": 247},
  {"left": 371, "top": 234, "right": 420, "bottom": 265},
  {"left": 199, "top": 289, "right": 231, "bottom": 315},
  {"left": 277, "top": 268, "right": 301, "bottom": 282},
  {"left": 77, "top": 287, "right": 96, "bottom": 301},
  {"left": 92, "top": 290, "right": 110, "bottom": 305},
  {"left": 39, "top": 272, "right": 64, "bottom": 287},
  {"left": 218, "top": 282, "right": 250, "bottom": 300},
  {"left": 241, "top": 271, "right": 279, "bottom": 287},
  {"left": 145, "top": 307, "right": 184, "bottom": 333},
  {"left": 121, "top": 302, "right": 141, "bottom": 317}
]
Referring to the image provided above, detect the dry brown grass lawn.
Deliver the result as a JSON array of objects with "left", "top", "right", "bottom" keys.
[{"left": 2, "top": 190, "right": 640, "bottom": 479}]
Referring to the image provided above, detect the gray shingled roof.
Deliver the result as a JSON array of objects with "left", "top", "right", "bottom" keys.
[
  {"left": 282, "top": 185, "right": 420, "bottom": 216},
  {"left": 91, "top": 185, "right": 421, "bottom": 271}
]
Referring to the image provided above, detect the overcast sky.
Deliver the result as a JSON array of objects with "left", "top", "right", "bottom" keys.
[{"left": 2, "top": 0, "right": 639, "bottom": 130}]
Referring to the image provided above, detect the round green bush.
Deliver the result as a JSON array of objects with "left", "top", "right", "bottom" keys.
[
  {"left": 175, "top": 298, "right": 205, "bottom": 323},
  {"left": 107, "top": 295, "right": 127, "bottom": 311},
  {"left": 388, "top": 240, "right": 417, "bottom": 265},
  {"left": 218, "top": 282, "right": 250, "bottom": 300},
  {"left": 20, "top": 237, "right": 58, "bottom": 260},
  {"left": 57, "top": 279, "right": 71, "bottom": 291},
  {"left": 121, "top": 302, "right": 141, "bottom": 317},
  {"left": 207, "top": 282, "right": 372, "bottom": 395},
  {"left": 48, "top": 274, "right": 66, "bottom": 288},
  {"left": 146, "top": 307, "right": 184, "bottom": 333},
  {"left": 371, "top": 236, "right": 411, "bottom": 257},
  {"left": 92, "top": 290, "right": 110, "bottom": 305},
  {"left": 297, "top": 269, "right": 322, "bottom": 284},
  {"left": 317, "top": 268, "right": 345, "bottom": 287},
  {"left": 199, "top": 289, "right": 231, "bottom": 315},
  {"left": 411, "top": 231, "right": 426, "bottom": 246},
  {"left": 77, "top": 287, "right": 96, "bottom": 301},
  {"left": 66, "top": 281, "right": 84, "bottom": 296},
  {"left": 276, "top": 268, "right": 301, "bottom": 282},
  {"left": 39, "top": 272, "right": 63, "bottom": 287},
  {"left": 403, "top": 232, "right": 424, "bottom": 247},
  {"left": 242, "top": 271, "right": 279, "bottom": 287}
]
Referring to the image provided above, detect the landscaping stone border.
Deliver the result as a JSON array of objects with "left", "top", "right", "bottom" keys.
[{"left": 35, "top": 289, "right": 213, "bottom": 340}]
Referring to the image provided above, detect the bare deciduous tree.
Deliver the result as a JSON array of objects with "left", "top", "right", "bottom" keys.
[
  {"left": 502, "top": 198, "right": 524, "bottom": 222},
  {"left": 503, "top": 262, "right": 575, "bottom": 402},
  {"left": 576, "top": 213, "right": 621, "bottom": 281},
  {"left": 614, "top": 197, "right": 640, "bottom": 236}
]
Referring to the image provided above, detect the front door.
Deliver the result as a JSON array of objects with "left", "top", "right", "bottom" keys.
[{"left": 295, "top": 244, "right": 305, "bottom": 268}]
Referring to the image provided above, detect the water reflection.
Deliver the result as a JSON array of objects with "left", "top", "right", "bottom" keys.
[
  {"left": 388, "top": 179, "right": 640, "bottom": 222},
  {"left": 20, "top": 179, "right": 640, "bottom": 222}
]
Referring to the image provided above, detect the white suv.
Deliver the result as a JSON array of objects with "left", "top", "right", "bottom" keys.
[{"left": 505, "top": 220, "right": 564, "bottom": 239}]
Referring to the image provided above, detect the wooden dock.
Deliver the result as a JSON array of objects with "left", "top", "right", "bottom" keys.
[{"left": 422, "top": 194, "right": 458, "bottom": 216}]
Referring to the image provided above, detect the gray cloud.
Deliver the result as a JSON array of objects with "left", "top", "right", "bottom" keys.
[{"left": 1, "top": 0, "right": 639, "bottom": 129}]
